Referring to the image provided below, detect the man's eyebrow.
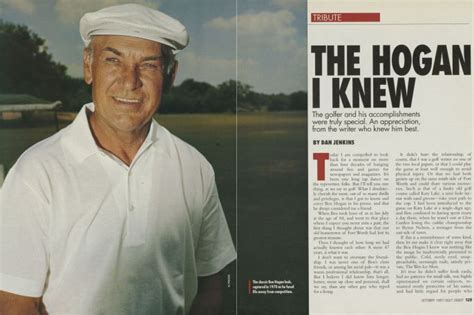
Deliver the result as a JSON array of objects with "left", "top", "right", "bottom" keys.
[
  {"left": 101, "top": 48, "right": 162, "bottom": 62},
  {"left": 102, "top": 47, "right": 122, "bottom": 56},
  {"left": 142, "top": 55, "right": 164, "bottom": 62}
]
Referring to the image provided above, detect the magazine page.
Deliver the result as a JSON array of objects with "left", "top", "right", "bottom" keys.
[
  {"left": 0, "top": 1, "right": 310, "bottom": 315},
  {"left": 308, "top": 1, "right": 473, "bottom": 314},
  {"left": 0, "top": 1, "right": 240, "bottom": 314}
]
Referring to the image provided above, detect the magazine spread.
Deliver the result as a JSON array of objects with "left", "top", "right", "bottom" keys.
[
  {"left": 1, "top": 0, "right": 473, "bottom": 314},
  {"left": 308, "top": 1, "right": 473, "bottom": 314}
]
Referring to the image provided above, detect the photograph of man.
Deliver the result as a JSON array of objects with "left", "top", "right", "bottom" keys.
[{"left": 0, "top": 4, "right": 236, "bottom": 315}]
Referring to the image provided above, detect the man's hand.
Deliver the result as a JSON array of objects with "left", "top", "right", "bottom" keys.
[
  {"left": 189, "top": 273, "right": 224, "bottom": 315},
  {"left": 0, "top": 291, "right": 47, "bottom": 315}
]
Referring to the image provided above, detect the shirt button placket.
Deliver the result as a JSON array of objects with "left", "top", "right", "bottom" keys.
[
  {"left": 127, "top": 170, "right": 133, "bottom": 212},
  {"left": 125, "top": 169, "right": 133, "bottom": 244}
]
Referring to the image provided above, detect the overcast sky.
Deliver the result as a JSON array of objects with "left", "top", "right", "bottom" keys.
[{"left": 0, "top": 0, "right": 306, "bottom": 94}]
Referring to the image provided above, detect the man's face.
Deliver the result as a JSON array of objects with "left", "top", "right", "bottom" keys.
[{"left": 83, "top": 35, "right": 171, "bottom": 134}]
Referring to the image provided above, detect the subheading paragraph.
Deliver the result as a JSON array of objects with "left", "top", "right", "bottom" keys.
[{"left": 312, "top": 110, "right": 421, "bottom": 133}]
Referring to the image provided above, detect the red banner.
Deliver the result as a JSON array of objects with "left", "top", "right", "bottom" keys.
[{"left": 311, "top": 13, "right": 380, "bottom": 23}]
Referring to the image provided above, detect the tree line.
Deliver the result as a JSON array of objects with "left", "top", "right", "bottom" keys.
[{"left": 0, "top": 20, "right": 306, "bottom": 113}]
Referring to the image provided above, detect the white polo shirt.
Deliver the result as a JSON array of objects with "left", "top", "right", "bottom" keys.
[{"left": 0, "top": 103, "right": 236, "bottom": 315}]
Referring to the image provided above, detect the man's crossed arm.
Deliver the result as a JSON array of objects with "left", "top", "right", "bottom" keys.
[{"left": 0, "top": 291, "right": 47, "bottom": 315}]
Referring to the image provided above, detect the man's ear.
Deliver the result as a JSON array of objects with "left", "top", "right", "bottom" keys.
[
  {"left": 83, "top": 49, "right": 93, "bottom": 85},
  {"left": 163, "top": 60, "right": 178, "bottom": 92},
  {"left": 169, "top": 60, "right": 178, "bottom": 87}
]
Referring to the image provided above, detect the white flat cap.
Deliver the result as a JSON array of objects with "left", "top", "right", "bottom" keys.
[{"left": 80, "top": 3, "right": 189, "bottom": 54}]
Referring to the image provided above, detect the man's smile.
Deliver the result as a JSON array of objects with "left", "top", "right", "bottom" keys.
[{"left": 112, "top": 96, "right": 142, "bottom": 104}]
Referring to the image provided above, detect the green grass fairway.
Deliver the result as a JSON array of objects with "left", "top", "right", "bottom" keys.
[{"left": 0, "top": 111, "right": 307, "bottom": 315}]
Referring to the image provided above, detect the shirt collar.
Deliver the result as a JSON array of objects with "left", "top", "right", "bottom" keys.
[{"left": 62, "top": 103, "right": 165, "bottom": 163}]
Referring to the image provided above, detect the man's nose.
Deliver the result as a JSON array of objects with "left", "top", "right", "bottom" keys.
[{"left": 120, "top": 65, "right": 142, "bottom": 90}]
